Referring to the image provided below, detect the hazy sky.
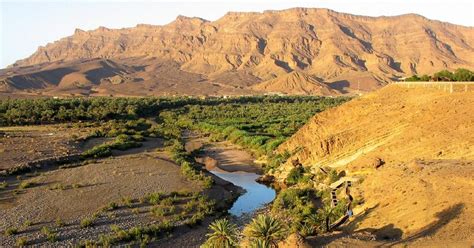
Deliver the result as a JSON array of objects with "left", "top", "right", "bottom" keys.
[{"left": 1, "top": 0, "right": 473, "bottom": 68}]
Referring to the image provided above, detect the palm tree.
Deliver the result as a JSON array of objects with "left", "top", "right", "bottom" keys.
[
  {"left": 202, "top": 218, "right": 239, "bottom": 248},
  {"left": 249, "top": 239, "right": 270, "bottom": 248},
  {"left": 243, "top": 215, "right": 286, "bottom": 248}
]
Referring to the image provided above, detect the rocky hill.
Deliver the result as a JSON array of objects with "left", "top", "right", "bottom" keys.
[
  {"left": 251, "top": 71, "right": 336, "bottom": 95},
  {"left": 2, "top": 8, "right": 474, "bottom": 97},
  {"left": 275, "top": 85, "right": 474, "bottom": 246}
]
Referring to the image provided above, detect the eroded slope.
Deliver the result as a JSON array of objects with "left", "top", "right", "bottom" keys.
[{"left": 276, "top": 85, "right": 474, "bottom": 245}]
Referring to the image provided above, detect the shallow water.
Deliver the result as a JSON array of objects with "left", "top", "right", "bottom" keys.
[{"left": 210, "top": 170, "right": 276, "bottom": 217}]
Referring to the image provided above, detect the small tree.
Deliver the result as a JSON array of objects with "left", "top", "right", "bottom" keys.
[
  {"left": 244, "top": 215, "right": 286, "bottom": 248},
  {"left": 420, "top": 74, "right": 431, "bottom": 81},
  {"left": 433, "top": 70, "right": 454, "bottom": 81},
  {"left": 404, "top": 75, "right": 420, "bottom": 82},
  {"left": 453, "top": 68, "right": 474, "bottom": 81},
  {"left": 202, "top": 219, "right": 239, "bottom": 248}
]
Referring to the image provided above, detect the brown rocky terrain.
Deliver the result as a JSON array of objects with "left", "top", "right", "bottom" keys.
[
  {"left": 252, "top": 71, "right": 336, "bottom": 95},
  {"left": 275, "top": 85, "right": 474, "bottom": 246},
  {"left": 1, "top": 8, "right": 473, "bottom": 97}
]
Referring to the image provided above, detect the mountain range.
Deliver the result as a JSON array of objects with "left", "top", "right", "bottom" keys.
[{"left": 1, "top": 8, "right": 473, "bottom": 97}]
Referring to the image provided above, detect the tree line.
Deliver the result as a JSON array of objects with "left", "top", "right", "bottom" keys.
[
  {"left": 0, "top": 95, "right": 347, "bottom": 126},
  {"left": 404, "top": 68, "right": 474, "bottom": 82}
]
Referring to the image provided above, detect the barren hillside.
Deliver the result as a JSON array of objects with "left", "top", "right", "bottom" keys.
[
  {"left": 251, "top": 71, "right": 336, "bottom": 95},
  {"left": 2, "top": 8, "right": 474, "bottom": 96},
  {"left": 276, "top": 85, "right": 474, "bottom": 245}
]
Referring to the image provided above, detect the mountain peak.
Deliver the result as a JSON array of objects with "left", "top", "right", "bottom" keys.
[{"left": 4, "top": 7, "right": 473, "bottom": 97}]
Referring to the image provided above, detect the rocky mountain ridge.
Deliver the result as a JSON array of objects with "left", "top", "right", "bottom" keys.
[{"left": 2, "top": 8, "right": 473, "bottom": 96}]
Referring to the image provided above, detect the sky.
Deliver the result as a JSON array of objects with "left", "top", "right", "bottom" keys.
[{"left": 1, "top": 0, "right": 473, "bottom": 68}]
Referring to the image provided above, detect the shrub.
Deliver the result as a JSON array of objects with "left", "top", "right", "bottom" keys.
[
  {"left": 18, "top": 181, "right": 33, "bottom": 189},
  {"left": 433, "top": 70, "right": 455, "bottom": 81},
  {"left": 151, "top": 206, "right": 165, "bottom": 217},
  {"left": 80, "top": 217, "right": 95, "bottom": 228},
  {"left": 41, "top": 227, "right": 58, "bottom": 242},
  {"left": 453, "top": 68, "right": 474, "bottom": 81},
  {"left": 15, "top": 237, "right": 28, "bottom": 247},
  {"left": 5, "top": 227, "right": 18, "bottom": 236},
  {"left": 22, "top": 220, "right": 32, "bottom": 228},
  {"left": 296, "top": 222, "right": 317, "bottom": 237},
  {"left": 272, "top": 188, "right": 318, "bottom": 227},
  {"left": 131, "top": 208, "right": 140, "bottom": 215},
  {"left": 147, "top": 192, "right": 163, "bottom": 205},
  {"left": 55, "top": 218, "right": 64, "bottom": 227},
  {"left": 285, "top": 166, "right": 305, "bottom": 186},
  {"left": 49, "top": 183, "right": 66, "bottom": 190},
  {"left": 328, "top": 169, "right": 340, "bottom": 184},
  {"left": 81, "top": 144, "right": 112, "bottom": 158},
  {"left": 122, "top": 197, "right": 133, "bottom": 208},
  {"left": 0, "top": 181, "right": 8, "bottom": 189},
  {"left": 104, "top": 201, "right": 118, "bottom": 211}
]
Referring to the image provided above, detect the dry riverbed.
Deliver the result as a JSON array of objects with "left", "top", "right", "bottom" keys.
[{"left": 0, "top": 131, "right": 241, "bottom": 247}]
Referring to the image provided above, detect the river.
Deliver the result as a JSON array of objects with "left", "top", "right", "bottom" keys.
[{"left": 185, "top": 135, "right": 276, "bottom": 217}]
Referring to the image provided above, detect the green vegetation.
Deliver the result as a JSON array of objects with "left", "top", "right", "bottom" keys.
[
  {"left": 55, "top": 218, "right": 65, "bottom": 227},
  {"left": 104, "top": 201, "right": 119, "bottom": 211},
  {"left": 5, "top": 227, "right": 18, "bottom": 236},
  {"left": 80, "top": 217, "right": 96, "bottom": 228},
  {"left": 15, "top": 237, "right": 28, "bottom": 247},
  {"left": 0, "top": 95, "right": 346, "bottom": 127},
  {"left": 81, "top": 133, "right": 143, "bottom": 159},
  {"left": 285, "top": 166, "right": 312, "bottom": 186},
  {"left": 0, "top": 181, "right": 8, "bottom": 189},
  {"left": 76, "top": 191, "right": 215, "bottom": 246},
  {"left": 167, "top": 139, "right": 214, "bottom": 188},
  {"left": 202, "top": 219, "right": 239, "bottom": 248},
  {"left": 272, "top": 188, "right": 319, "bottom": 229},
  {"left": 122, "top": 196, "right": 133, "bottom": 208},
  {"left": 18, "top": 181, "right": 34, "bottom": 189},
  {"left": 41, "top": 227, "right": 58, "bottom": 242},
  {"left": 22, "top": 220, "right": 32, "bottom": 228},
  {"left": 0, "top": 95, "right": 352, "bottom": 245},
  {"left": 243, "top": 215, "right": 286, "bottom": 247},
  {"left": 405, "top": 68, "right": 474, "bottom": 82},
  {"left": 165, "top": 96, "right": 349, "bottom": 157}
]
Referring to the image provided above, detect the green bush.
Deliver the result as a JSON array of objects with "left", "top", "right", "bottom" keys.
[
  {"left": 453, "top": 68, "right": 474, "bottom": 81},
  {"left": 18, "top": 181, "right": 34, "bottom": 189},
  {"left": 41, "top": 227, "right": 58, "bottom": 242},
  {"left": 0, "top": 181, "right": 8, "bottom": 189},
  {"left": 16, "top": 237, "right": 28, "bottom": 247},
  {"left": 80, "top": 217, "right": 95, "bottom": 228},
  {"left": 5, "top": 227, "right": 18, "bottom": 236},
  {"left": 81, "top": 144, "right": 112, "bottom": 159},
  {"left": 272, "top": 188, "right": 318, "bottom": 227},
  {"left": 285, "top": 166, "right": 308, "bottom": 186}
]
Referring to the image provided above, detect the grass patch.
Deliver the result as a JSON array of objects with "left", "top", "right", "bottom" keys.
[
  {"left": 18, "top": 181, "right": 34, "bottom": 189},
  {"left": 15, "top": 237, "right": 28, "bottom": 247},
  {"left": 0, "top": 181, "right": 8, "bottom": 189},
  {"left": 80, "top": 217, "right": 96, "bottom": 228},
  {"left": 5, "top": 227, "right": 18, "bottom": 236},
  {"left": 41, "top": 227, "right": 58, "bottom": 242}
]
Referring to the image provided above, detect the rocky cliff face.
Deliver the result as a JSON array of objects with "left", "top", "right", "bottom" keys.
[{"left": 3, "top": 8, "right": 474, "bottom": 96}]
